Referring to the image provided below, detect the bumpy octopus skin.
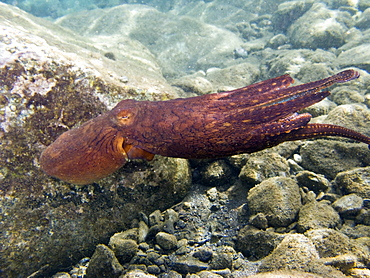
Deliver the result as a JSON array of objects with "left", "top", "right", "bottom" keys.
[{"left": 40, "top": 69, "right": 370, "bottom": 185}]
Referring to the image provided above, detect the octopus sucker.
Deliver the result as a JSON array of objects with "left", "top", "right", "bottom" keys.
[{"left": 40, "top": 69, "right": 370, "bottom": 185}]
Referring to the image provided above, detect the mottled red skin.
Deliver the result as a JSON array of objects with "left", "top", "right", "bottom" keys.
[{"left": 40, "top": 70, "right": 370, "bottom": 185}]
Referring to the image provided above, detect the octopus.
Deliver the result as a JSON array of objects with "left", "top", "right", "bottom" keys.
[{"left": 40, "top": 69, "right": 370, "bottom": 185}]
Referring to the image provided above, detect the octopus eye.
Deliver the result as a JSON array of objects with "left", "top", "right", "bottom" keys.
[
  {"left": 119, "top": 114, "right": 130, "bottom": 120},
  {"left": 115, "top": 110, "right": 134, "bottom": 126}
]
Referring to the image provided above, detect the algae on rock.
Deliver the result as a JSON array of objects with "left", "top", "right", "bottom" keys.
[{"left": 0, "top": 3, "right": 191, "bottom": 277}]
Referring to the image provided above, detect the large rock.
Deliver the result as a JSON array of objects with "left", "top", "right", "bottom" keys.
[
  {"left": 300, "top": 140, "right": 370, "bottom": 179},
  {"left": 355, "top": 8, "right": 370, "bottom": 29},
  {"left": 0, "top": 3, "right": 191, "bottom": 277},
  {"left": 271, "top": 0, "right": 314, "bottom": 32},
  {"left": 305, "top": 228, "right": 370, "bottom": 266},
  {"left": 247, "top": 177, "right": 302, "bottom": 227},
  {"left": 297, "top": 200, "right": 341, "bottom": 232},
  {"left": 239, "top": 152, "right": 290, "bottom": 186},
  {"left": 330, "top": 86, "right": 365, "bottom": 106},
  {"left": 260, "top": 234, "right": 320, "bottom": 268},
  {"left": 324, "top": 104, "right": 370, "bottom": 137},
  {"left": 168, "top": 0, "right": 257, "bottom": 27},
  {"left": 338, "top": 44, "right": 370, "bottom": 73},
  {"left": 287, "top": 3, "right": 350, "bottom": 49},
  {"left": 108, "top": 234, "right": 139, "bottom": 264},
  {"left": 334, "top": 167, "right": 370, "bottom": 198},
  {"left": 86, "top": 244, "right": 124, "bottom": 278},
  {"left": 247, "top": 271, "right": 327, "bottom": 278},
  {"left": 332, "top": 193, "right": 364, "bottom": 217},
  {"left": 8, "top": 0, "right": 286, "bottom": 26},
  {"left": 258, "top": 234, "right": 346, "bottom": 278},
  {"left": 205, "top": 62, "right": 260, "bottom": 89},
  {"left": 236, "top": 226, "right": 284, "bottom": 260},
  {"left": 265, "top": 49, "right": 336, "bottom": 78}
]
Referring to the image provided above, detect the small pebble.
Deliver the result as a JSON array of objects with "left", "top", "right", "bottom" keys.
[
  {"left": 147, "top": 264, "right": 161, "bottom": 274},
  {"left": 233, "top": 47, "right": 248, "bottom": 58},
  {"left": 193, "top": 248, "right": 213, "bottom": 262},
  {"left": 149, "top": 210, "right": 163, "bottom": 227},
  {"left": 119, "top": 75, "right": 129, "bottom": 83},
  {"left": 156, "top": 232, "right": 178, "bottom": 250},
  {"left": 332, "top": 194, "right": 363, "bottom": 217}
]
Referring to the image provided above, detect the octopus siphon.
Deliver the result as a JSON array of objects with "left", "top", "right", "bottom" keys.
[{"left": 40, "top": 69, "right": 370, "bottom": 185}]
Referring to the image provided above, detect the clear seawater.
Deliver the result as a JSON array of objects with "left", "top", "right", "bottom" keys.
[{"left": 1, "top": 0, "right": 370, "bottom": 277}]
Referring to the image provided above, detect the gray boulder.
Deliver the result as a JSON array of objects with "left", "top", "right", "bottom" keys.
[
  {"left": 300, "top": 140, "right": 370, "bottom": 179},
  {"left": 338, "top": 44, "right": 370, "bottom": 72},
  {"left": 265, "top": 49, "right": 336, "bottom": 78},
  {"left": 332, "top": 193, "right": 364, "bottom": 217},
  {"left": 287, "top": 3, "right": 350, "bottom": 49},
  {"left": 271, "top": 0, "right": 314, "bottom": 32},
  {"left": 355, "top": 8, "right": 370, "bottom": 29}
]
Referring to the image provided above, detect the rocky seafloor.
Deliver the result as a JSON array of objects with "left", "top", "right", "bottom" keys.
[{"left": 1, "top": 0, "right": 370, "bottom": 277}]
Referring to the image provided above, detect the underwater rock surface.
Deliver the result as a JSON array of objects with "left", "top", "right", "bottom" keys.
[
  {"left": 0, "top": 3, "right": 191, "bottom": 277},
  {"left": 1, "top": 0, "right": 370, "bottom": 277}
]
